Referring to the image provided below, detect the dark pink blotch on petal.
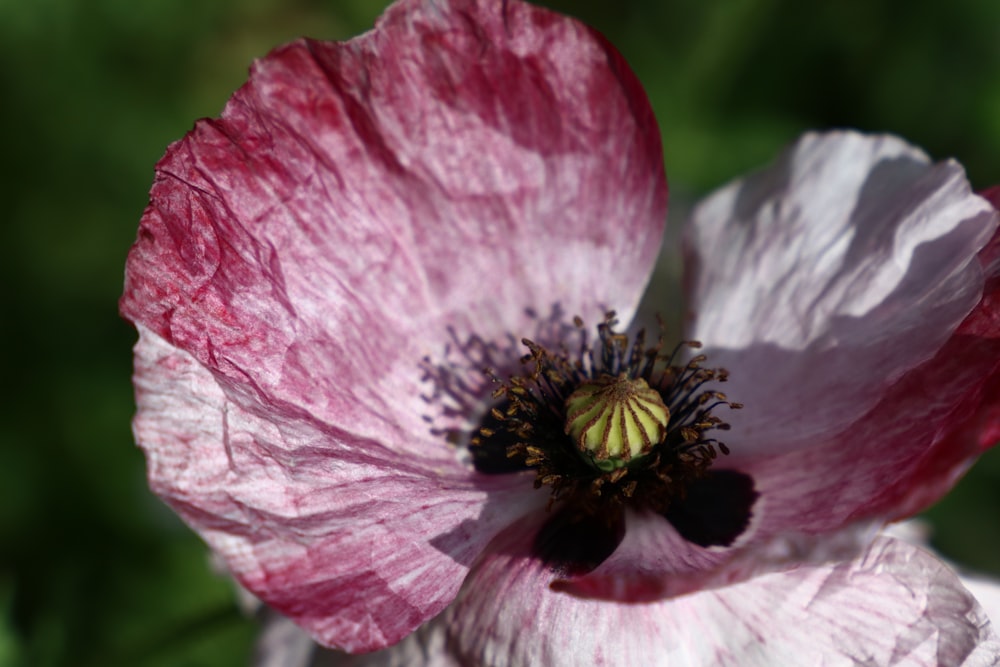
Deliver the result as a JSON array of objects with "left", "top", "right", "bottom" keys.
[
  {"left": 122, "top": 0, "right": 667, "bottom": 652},
  {"left": 121, "top": 0, "right": 666, "bottom": 464},
  {"left": 982, "top": 185, "right": 1000, "bottom": 207}
]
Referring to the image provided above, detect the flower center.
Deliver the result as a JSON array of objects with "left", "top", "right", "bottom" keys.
[{"left": 472, "top": 312, "right": 748, "bottom": 528}]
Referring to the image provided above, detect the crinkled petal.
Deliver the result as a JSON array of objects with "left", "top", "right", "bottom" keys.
[
  {"left": 122, "top": 0, "right": 665, "bottom": 652},
  {"left": 121, "top": 0, "right": 665, "bottom": 463},
  {"left": 963, "top": 576, "right": 1000, "bottom": 627},
  {"left": 251, "top": 609, "right": 460, "bottom": 667},
  {"left": 745, "top": 206, "right": 1000, "bottom": 535},
  {"left": 134, "top": 329, "right": 539, "bottom": 651},
  {"left": 684, "top": 131, "right": 1000, "bottom": 539},
  {"left": 549, "top": 510, "right": 877, "bottom": 603},
  {"left": 253, "top": 610, "right": 318, "bottom": 667},
  {"left": 446, "top": 522, "right": 1000, "bottom": 667},
  {"left": 564, "top": 229, "right": 1000, "bottom": 601},
  {"left": 885, "top": 520, "right": 1000, "bottom": 627},
  {"left": 314, "top": 616, "right": 458, "bottom": 667},
  {"left": 685, "top": 131, "right": 996, "bottom": 461}
]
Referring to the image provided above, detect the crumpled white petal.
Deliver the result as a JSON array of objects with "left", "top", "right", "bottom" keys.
[
  {"left": 884, "top": 519, "right": 1000, "bottom": 628},
  {"left": 253, "top": 610, "right": 318, "bottom": 667},
  {"left": 963, "top": 576, "right": 1000, "bottom": 628},
  {"left": 445, "top": 520, "right": 999, "bottom": 667},
  {"left": 252, "top": 610, "right": 460, "bottom": 667},
  {"left": 685, "top": 131, "right": 997, "bottom": 460}
]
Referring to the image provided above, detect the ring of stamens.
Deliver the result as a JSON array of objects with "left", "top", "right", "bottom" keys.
[{"left": 472, "top": 312, "right": 740, "bottom": 517}]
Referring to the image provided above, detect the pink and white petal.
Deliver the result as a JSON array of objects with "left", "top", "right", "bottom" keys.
[
  {"left": 250, "top": 608, "right": 460, "bottom": 667},
  {"left": 134, "top": 329, "right": 542, "bottom": 652},
  {"left": 253, "top": 610, "right": 318, "bottom": 667},
  {"left": 121, "top": 0, "right": 666, "bottom": 467},
  {"left": 124, "top": 0, "right": 664, "bottom": 651},
  {"left": 446, "top": 523, "right": 999, "bottom": 667},
  {"left": 980, "top": 186, "right": 1000, "bottom": 272},
  {"left": 550, "top": 511, "right": 733, "bottom": 601},
  {"left": 963, "top": 576, "right": 1000, "bottom": 626},
  {"left": 314, "top": 616, "right": 459, "bottom": 667},
  {"left": 884, "top": 520, "right": 1000, "bottom": 627},
  {"left": 741, "top": 221, "right": 1000, "bottom": 536},
  {"left": 552, "top": 510, "right": 879, "bottom": 603},
  {"left": 685, "top": 131, "right": 997, "bottom": 461}
]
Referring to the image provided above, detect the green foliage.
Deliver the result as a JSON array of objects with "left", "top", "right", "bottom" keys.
[{"left": 2, "top": 0, "right": 997, "bottom": 665}]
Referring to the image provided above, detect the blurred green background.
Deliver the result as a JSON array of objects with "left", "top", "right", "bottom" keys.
[{"left": 2, "top": 0, "right": 998, "bottom": 665}]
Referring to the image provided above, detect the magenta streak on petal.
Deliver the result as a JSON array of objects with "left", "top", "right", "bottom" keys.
[
  {"left": 122, "top": 0, "right": 666, "bottom": 653},
  {"left": 122, "top": 0, "right": 666, "bottom": 461}
]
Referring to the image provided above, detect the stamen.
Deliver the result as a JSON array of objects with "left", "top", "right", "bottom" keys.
[{"left": 472, "top": 313, "right": 741, "bottom": 519}]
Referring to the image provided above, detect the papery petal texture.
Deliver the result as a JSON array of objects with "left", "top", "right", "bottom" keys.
[
  {"left": 250, "top": 609, "right": 461, "bottom": 667},
  {"left": 964, "top": 576, "right": 1000, "bottom": 627},
  {"left": 253, "top": 610, "right": 317, "bottom": 667},
  {"left": 549, "top": 510, "right": 744, "bottom": 601},
  {"left": 316, "top": 619, "right": 460, "bottom": 667},
  {"left": 685, "top": 131, "right": 1000, "bottom": 538},
  {"left": 686, "top": 131, "right": 995, "bottom": 459},
  {"left": 122, "top": 0, "right": 666, "bottom": 652},
  {"left": 446, "top": 522, "right": 1000, "bottom": 667},
  {"left": 751, "top": 182, "right": 1000, "bottom": 536},
  {"left": 133, "top": 329, "right": 528, "bottom": 651}
]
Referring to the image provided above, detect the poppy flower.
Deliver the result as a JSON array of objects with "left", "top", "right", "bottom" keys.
[{"left": 121, "top": 0, "right": 1000, "bottom": 664}]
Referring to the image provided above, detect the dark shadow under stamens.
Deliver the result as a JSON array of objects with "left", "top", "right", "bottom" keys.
[
  {"left": 471, "top": 401, "right": 530, "bottom": 475},
  {"left": 664, "top": 470, "right": 758, "bottom": 547},
  {"left": 533, "top": 508, "right": 626, "bottom": 577}
]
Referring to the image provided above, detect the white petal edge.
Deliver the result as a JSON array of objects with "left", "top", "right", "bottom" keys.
[
  {"left": 963, "top": 577, "right": 1000, "bottom": 627},
  {"left": 884, "top": 519, "right": 1000, "bottom": 627},
  {"left": 313, "top": 616, "right": 460, "bottom": 667},
  {"left": 248, "top": 608, "right": 462, "bottom": 667},
  {"left": 253, "top": 610, "right": 318, "bottom": 667}
]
